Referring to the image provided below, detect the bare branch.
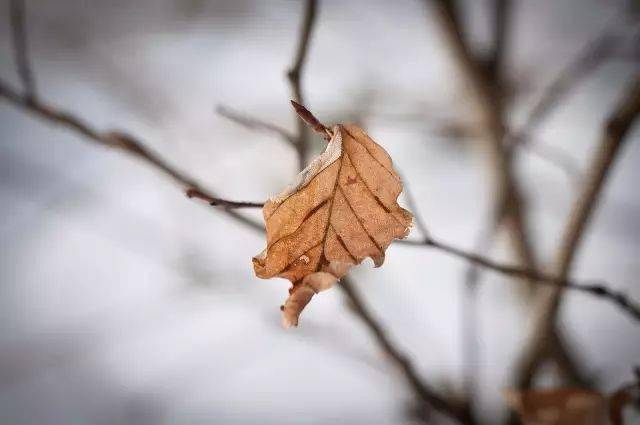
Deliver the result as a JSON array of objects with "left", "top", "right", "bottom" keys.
[
  {"left": 216, "top": 105, "right": 296, "bottom": 146},
  {"left": 0, "top": 80, "right": 263, "bottom": 231},
  {"left": 10, "top": 0, "right": 36, "bottom": 99},
  {"left": 288, "top": 0, "right": 318, "bottom": 170},
  {"left": 186, "top": 188, "right": 263, "bottom": 209},
  {"left": 516, "top": 74, "right": 640, "bottom": 384},
  {"left": 340, "top": 277, "right": 474, "bottom": 425}
]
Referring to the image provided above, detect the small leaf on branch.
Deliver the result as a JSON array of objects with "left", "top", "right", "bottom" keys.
[
  {"left": 253, "top": 112, "right": 413, "bottom": 327},
  {"left": 504, "top": 384, "right": 640, "bottom": 425}
]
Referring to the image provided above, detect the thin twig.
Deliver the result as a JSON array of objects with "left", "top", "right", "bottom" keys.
[
  {"left": 0, "top": 80, "right": 264, "bottom": 231},
  {"left": 515, "top": 74, "right": 640, "bottom": 386},
  {"left": 186, "top": 188, "right": 264, "bottom": 209},
  {"left": 340, "top": 277, "right": 474, "bottom": 425},
  {"left": 216, "top": 105, "right": 296, "bottom": 146},
  {"left": 399, "top": 235, "right": 640, "bottom": 322},
  {"left": 287, "top": 0, "right": 317, "bottom": 170},
  {"left": 10, "top": 0, "right": 36, "bottom": 99}
]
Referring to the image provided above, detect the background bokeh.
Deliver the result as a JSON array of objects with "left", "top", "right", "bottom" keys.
[{"left": 0, "top": 0, "right": 638, "bottom": 424}]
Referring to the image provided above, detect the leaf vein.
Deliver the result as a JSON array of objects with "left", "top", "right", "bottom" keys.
[{"left": 337, "top": 184, "right": 383, "bottom": 254}]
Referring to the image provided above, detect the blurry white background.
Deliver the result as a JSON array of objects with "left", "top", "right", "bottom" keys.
[{"left": 0, "top": 0, "right": 639, "bottom": 424}]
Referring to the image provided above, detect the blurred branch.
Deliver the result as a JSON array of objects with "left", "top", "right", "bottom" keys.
[
  {"left": 216, "top": 105, "right": 296, "bottom": 146},
  {"left": 288, "top": 0, "right": 318, "bottom": 170},
  {"left": 9, "top": 0, "right": 36, "bottom": 99},
  {"left": 429, "top": 0, "right": 588, "bottom": 387},
  {"left": 0, "top": 80, "right": 264, "bottom": 230},
  {"left": 515, "top": 74, "right": 640, "bottom": 386},
  {"left": 340, "top": 277, "right": 474, "bottom": 424}
]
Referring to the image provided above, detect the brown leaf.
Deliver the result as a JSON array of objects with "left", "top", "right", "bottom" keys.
[
  {"left": 504, "top": 388, "right": 610, "bottom": 425},
  {"left": 253, "top": 124, "right": 412, "bottom": 327}
]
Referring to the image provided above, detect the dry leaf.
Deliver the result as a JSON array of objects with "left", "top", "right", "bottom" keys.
[
  {"left": 505, "top": 388, "right": 610, "bottom": 425},
  {"left": 253, "top": 123, "right": 412, "bottom": 327}
]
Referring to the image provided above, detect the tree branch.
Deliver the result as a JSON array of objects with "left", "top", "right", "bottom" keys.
[{"left": 186, "top": 188, "right": 264, "bottom": 209}]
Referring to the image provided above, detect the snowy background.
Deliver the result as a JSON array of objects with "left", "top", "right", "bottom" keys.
[{"left": 0, "top": 0, "right": 638, "bottom": 424}]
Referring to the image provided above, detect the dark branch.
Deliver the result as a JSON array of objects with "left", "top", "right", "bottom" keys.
[
  {"left": 10, "top": 0, "right": 36, "bottom": 99},
  {"left": 186, "top": 188, "right": 263, "bottom": 209}
]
